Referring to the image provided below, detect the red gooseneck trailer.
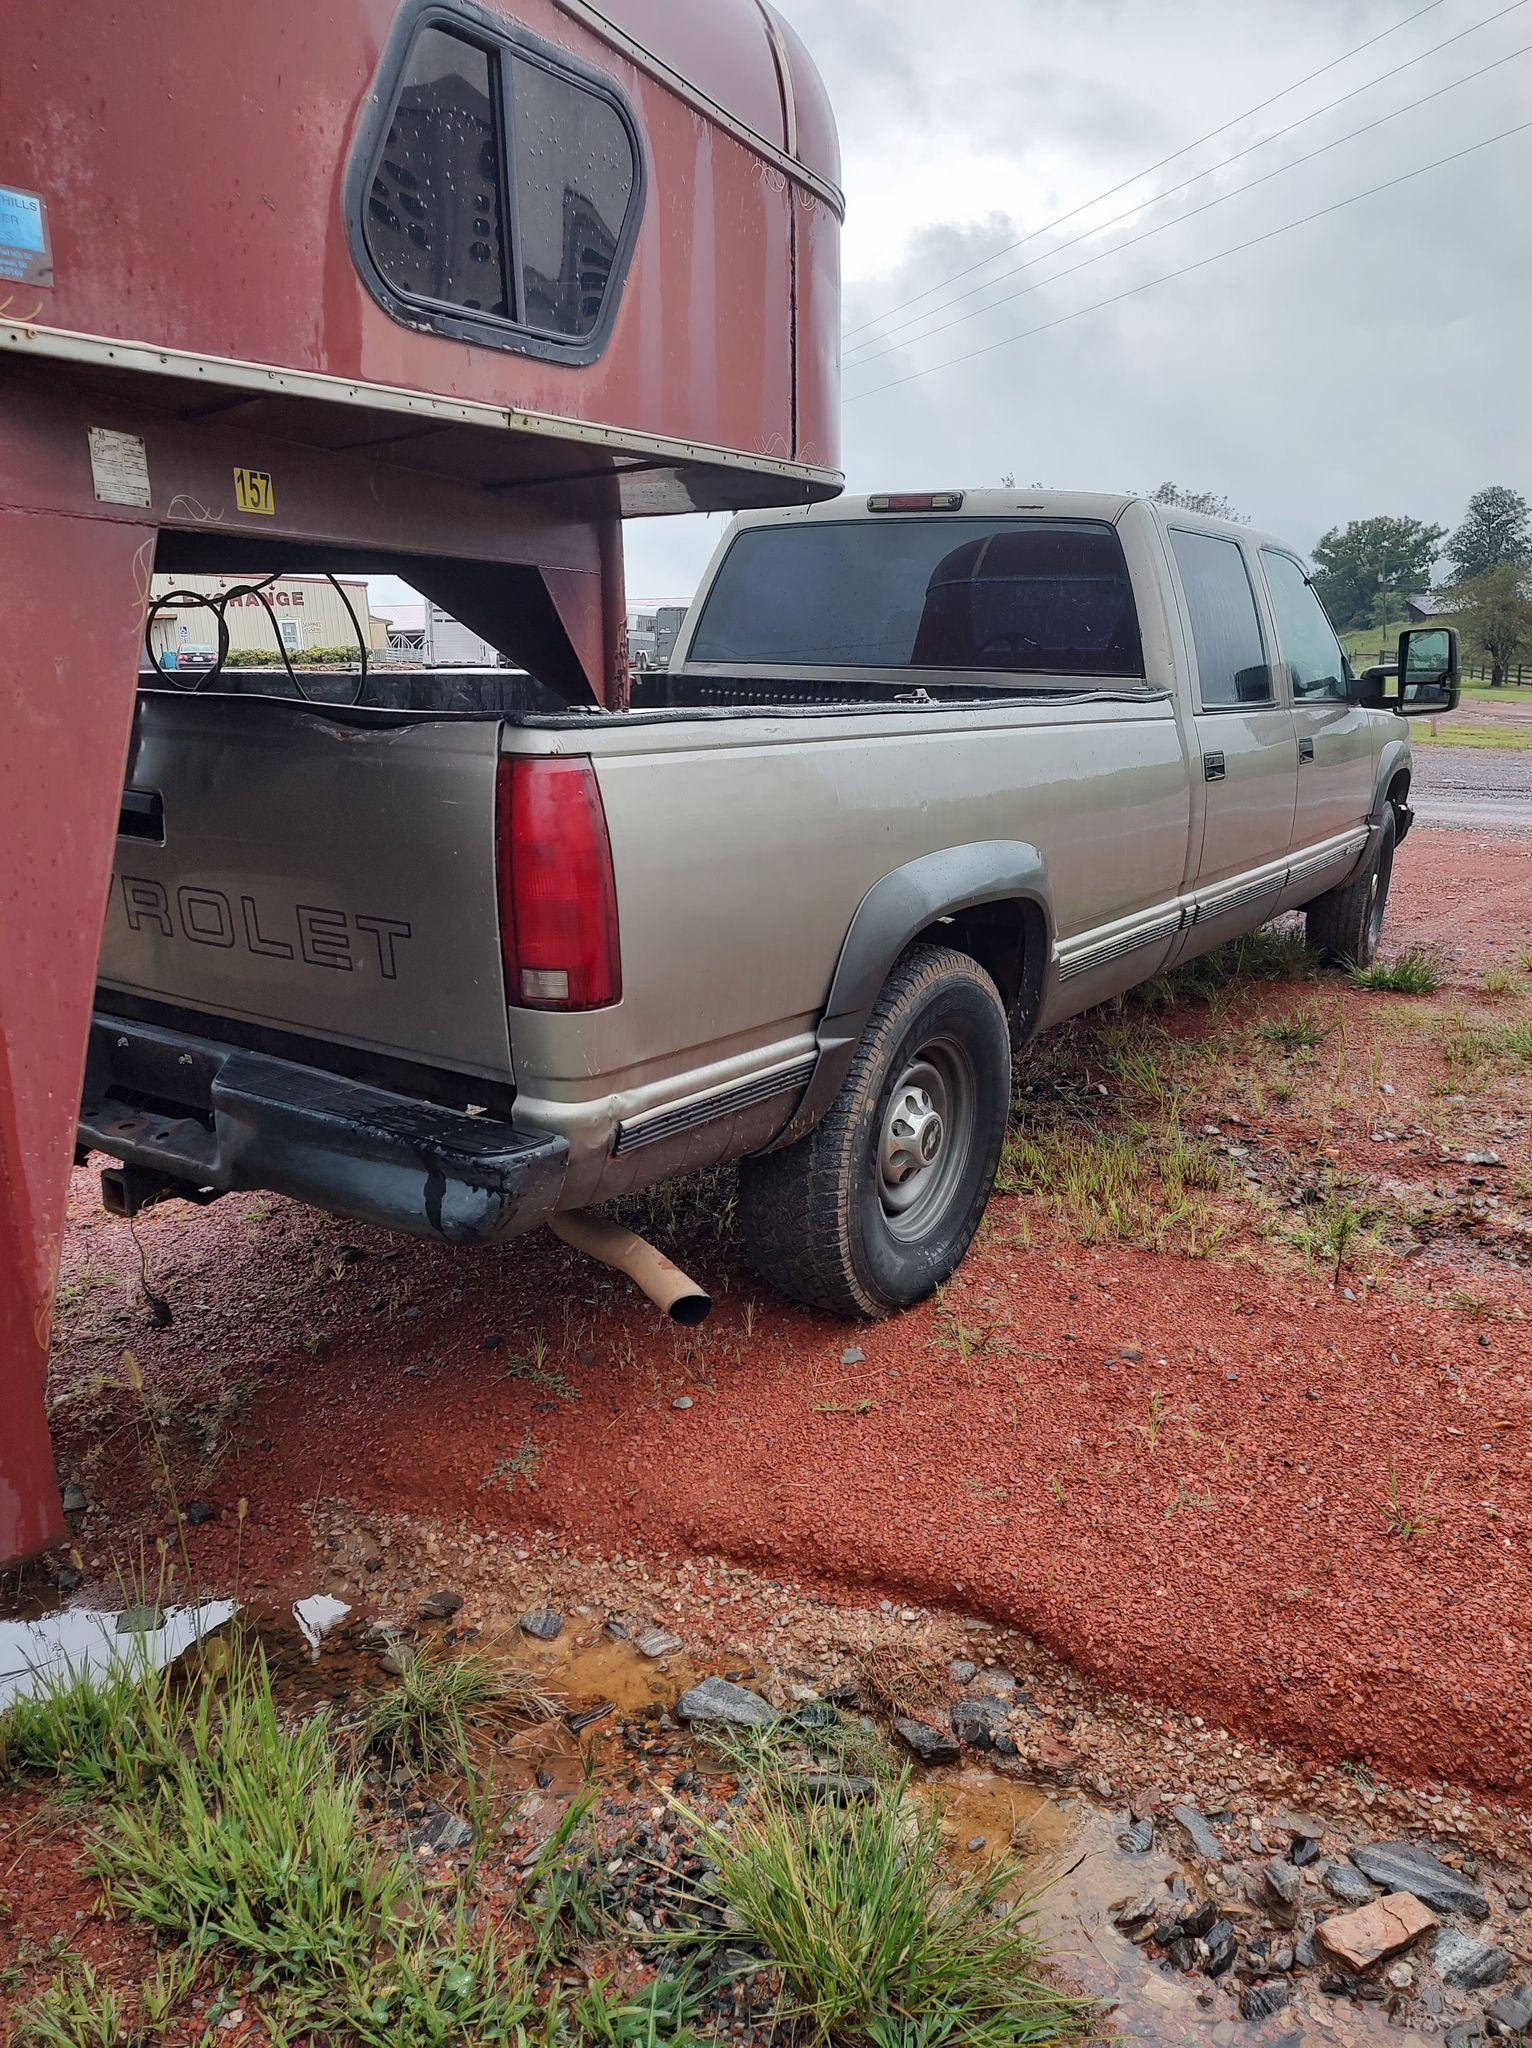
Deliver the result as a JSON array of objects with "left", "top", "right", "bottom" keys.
[{"left": 0, "top": 0, "right": 842, "bottom": 1564}]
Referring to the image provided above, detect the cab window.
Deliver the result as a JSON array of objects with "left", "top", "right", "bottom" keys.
[
  {"left": 1262, "top": 550, "right": 1351, "bottom": 701},
  {"left": 1169, "top": 530, "right": 1272, "bottom": 708}
]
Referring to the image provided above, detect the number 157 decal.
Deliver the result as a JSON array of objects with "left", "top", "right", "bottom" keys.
[{"left": 234, "top": 468, "right": 275, "bottom": 515}]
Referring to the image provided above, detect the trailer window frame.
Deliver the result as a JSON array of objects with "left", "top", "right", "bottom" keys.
[{"left": 347, "top": 0, "right": 646, "bottom": 366}]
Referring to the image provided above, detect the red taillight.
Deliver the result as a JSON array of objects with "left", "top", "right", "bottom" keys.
[{"left": 496, "top": 756, "right": 621, "bottom": 1011}]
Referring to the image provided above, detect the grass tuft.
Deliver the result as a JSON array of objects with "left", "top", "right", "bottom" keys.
[
  {"left": 1285, "top": 1194, "right": 1377, "bottom": 1284},
  {"left": 341, "top": 1915, "right": 537, "bottom": 2048},
  {"left": 680, "top": 1765, "right": 1090, "bottom": 2048},
  {"left": 362, "top": 1642, "right": 540, "bottom": 1774},
  {"left": 1, "top": 1650, "right": 179, "bottom": 1803},
  {"left": 567, "top": 1972, "right": 709, "bottom": 2048},
  {"left": 11, "top": 1964, "right": 124, "bottom": 2048},
  {"left": 91, "top": 1636, "right": 404, "bottom": 1990},
  {"left": 1256, "top": 1007, "right": 1332, "bottom": 1053},
  {"left": 1350, "top": 948, "right": 1445, "bottom": 995},
  {"left": 999, "top": 1119, "right": 1225, "bottom": 1255}
]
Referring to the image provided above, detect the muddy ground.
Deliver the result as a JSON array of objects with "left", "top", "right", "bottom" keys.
[{"left": 8, "top": 813, "right": 1531, "bottom": 2044}]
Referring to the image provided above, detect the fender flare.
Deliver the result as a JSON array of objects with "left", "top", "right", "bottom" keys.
[
  {"left": 765, "top": 841, "right": 1054, "bottom": 1151},
  {"left": 1372, "top": 737, "right": 1414, "bottom": 839}
]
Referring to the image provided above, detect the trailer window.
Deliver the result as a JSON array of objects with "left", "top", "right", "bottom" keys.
[
  {"left": 687, "top": 520, "right": 1143, "bottom": 678},
  {"left": 366, "top": 29, "right": 510, "bottom": 319},
  {"left": 512, "top": 56, "right": 635, "bottom": 338},
  {"left": 358, "top": 12, "right": 641, "bottom": 358}
]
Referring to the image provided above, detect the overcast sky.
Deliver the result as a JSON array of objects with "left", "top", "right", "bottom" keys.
[{"left": 623, "top": 0, "right": 1532, "bottom": 603}]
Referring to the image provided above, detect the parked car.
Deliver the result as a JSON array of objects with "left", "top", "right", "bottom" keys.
[{"left": 84, "top": 491, "right": 1455, "bottom": 1316}]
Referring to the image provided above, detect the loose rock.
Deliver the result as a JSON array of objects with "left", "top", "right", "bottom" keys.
[
  {"left": 1349, "top": 1841, "right": 1490, "bottom": 1921},
  {"left": 1315, "top": 1892, "right": 1437, "bottom": 1972},
  {"left": 1119, "top": 1815, "right": 1155, "bottom": 1854},
  {"left": 518, "top": 1608, "right": 564, "bottom": 1641},
  {"left": 950, "top": 1695, "right": 1016, "bottom": 1754},
  {"left": 1240, "top": 1981, "right": 1292, "bottom": 2022},
  {"left": 894, "top": 1715, "right": 961, "bottom": 1766},
  {"left": 1486, "top": 1985, "right": 1532, "bottom": 2033},
  {"left": 1432, "top": 1928, "right": 1511, "bottom": 1990},
  {"left": 1171, "top": 1804, "right": 1223, "bottom": 1861},
  {"left": 635, "top": 1626, "right": 683, "bottom": 1659},
  {"left": 1323, "top": 1861, "right": 1377, "bottom": 1906},
  {"left": 1263, "top": 1859, "right": 1303, "bottom": 1926},
  {"left": 418, "top": 1590, "right": 463, "bottom": 1620},
  {"left": 802, "top": 1772, "right": 874, "bottom": 1803},
  {"left": 413, "top": 1810, "right": 473, "bottom": 1854},
  {"left": 675, "top": 1677, "right": 775, "bottom": 1729}
]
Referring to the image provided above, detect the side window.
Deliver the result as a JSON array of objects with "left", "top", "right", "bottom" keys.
[
  {"left": 512, "top": 56, "right": 635, "bottom": 339},
  {"left": 1263, "top": 550, "right": 1351, "bottom": 701},
  {"left": 358, "top": 14, "right": 642, "bottom": 358},
  {"left": 366, "top": 29, "right": 510, "bottom": 318},
  {"left": 1169, "top": 530, "right": 1272, "bottom": 709}
]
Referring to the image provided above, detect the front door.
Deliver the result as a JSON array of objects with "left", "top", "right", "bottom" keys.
[
  {"left": 1166, "top": 527, "right": 1296, "bottom": 950},
  {"left": 1260, "top": 547, "right": 1377, "bottom": 850}
]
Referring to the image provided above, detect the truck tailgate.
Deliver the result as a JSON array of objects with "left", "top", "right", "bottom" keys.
[{"left": 99, "top": 693, "right": 512, "bottom": 1081}]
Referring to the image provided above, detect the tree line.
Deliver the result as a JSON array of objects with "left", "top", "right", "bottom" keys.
[{"left": 1311, "top": 486, "right": 1532, "bottom": 688}]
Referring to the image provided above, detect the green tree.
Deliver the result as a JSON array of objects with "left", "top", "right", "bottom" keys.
[
  {"left": 1309, "top": 515, "right": 1445, "bottom": 631},
  {"left": 1151, "top": 482, "right": 1246, "bottom": 521},
  {"left": 1445, "top": 486, "right": 1530, "bottom": 583},
  {"left": 1447, "top": 564, "right": 1532, "bottom": 687}
]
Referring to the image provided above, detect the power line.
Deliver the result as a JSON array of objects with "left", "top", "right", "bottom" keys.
[
  {"left": 844, "top": 0, "right": 1528, "bottom": 363},
  {"left": 845, "top": 116, "right": 1532, "bottom": 403},
  {"left": 840, "top": 0, "right": 1449, "bottom": 342},
  {"left": 844, "top": 30, "right": 1531, "bottom": 377}
]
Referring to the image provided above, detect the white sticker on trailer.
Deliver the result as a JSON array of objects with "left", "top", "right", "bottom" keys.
[{"left": 87, "top": 427, "right": 152, "bottom": 508}]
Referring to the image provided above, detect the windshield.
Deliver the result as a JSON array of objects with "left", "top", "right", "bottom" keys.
[{"left": 687, "top": 518, "right": 1143, "bottom": 678}]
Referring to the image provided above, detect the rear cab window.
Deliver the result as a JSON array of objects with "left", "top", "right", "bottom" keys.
[
  {"left": 1168, "top": 529, "right": 1273, "bottom": 709},
  {"left": 686, "top": 519, "right": 1145, "bottom": 681}
]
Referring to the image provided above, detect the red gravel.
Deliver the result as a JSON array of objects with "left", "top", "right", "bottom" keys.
[{"left": 44, "top": 830, "right": 1532, "bottom": 1799}]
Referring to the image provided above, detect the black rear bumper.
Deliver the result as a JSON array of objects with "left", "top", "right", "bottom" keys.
[{"left": 79, "top": 1014, "right": 567, "bottom": 1245}]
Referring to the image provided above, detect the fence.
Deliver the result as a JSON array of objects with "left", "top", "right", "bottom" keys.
[{"left": 1352, "top": 647, "right": 1530, "bottom": 685}]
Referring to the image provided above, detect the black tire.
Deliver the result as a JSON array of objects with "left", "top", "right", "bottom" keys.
[
  {"left": 740, "top": 944, "right": 1011, "bottom": 1318},
  {"left": 1305, "top": 806, "right": 1397, "bottom": 968}
]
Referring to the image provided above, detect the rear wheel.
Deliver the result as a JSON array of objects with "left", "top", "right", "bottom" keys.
[
  {"left": 1306, "top": 805, "right": 1397, "bottom": 968},
  {"left": 740, "top": 944, "right": 1011, "bottom": 1317}
]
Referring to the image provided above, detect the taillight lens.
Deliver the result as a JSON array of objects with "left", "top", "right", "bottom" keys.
[{"left": 496, "top": 756, "right": 621, "bottom": 1010}]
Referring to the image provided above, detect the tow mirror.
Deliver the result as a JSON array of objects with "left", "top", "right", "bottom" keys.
[
  {"left": 1398, "top": 625, "right": 1459, "bottom": 714},
  {"left": 1353, "top": 626, "right": 1460, "bottom": 716}
]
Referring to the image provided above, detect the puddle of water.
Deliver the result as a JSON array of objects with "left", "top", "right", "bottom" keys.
[
  {"left": 0, "top": 1601, "right": 236, "bottom": 1712},
  {"left": 0, "top": 1597, "right": 1432, "bottom": 2048}
]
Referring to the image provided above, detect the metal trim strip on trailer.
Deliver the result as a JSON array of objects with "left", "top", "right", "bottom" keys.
[
  {"left": 562, "top": 0, "right": 845, "bottom": 218},
  {"left": 0, "top": 323, "right": 845, "bottom": 492}
]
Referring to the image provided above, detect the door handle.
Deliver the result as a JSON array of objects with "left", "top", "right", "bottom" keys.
[
  {"left": 1203, "top": 751, "right": 1226, "bottom": 782},
  {"left": 1298, "top": 738, "right": 1315, "bottom": 764}
]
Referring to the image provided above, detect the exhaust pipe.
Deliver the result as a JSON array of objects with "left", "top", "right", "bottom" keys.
[{"left": 549, "top": 1210, "right": 712, "bottom": 1326}]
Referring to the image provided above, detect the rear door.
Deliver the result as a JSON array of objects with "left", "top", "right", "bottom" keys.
[
  {"left": 1259, "top": 547, "right": 1377, "bottom": 850},
  {"left": 1165, "top": 527, "right": 1296, "bottom": 939}
]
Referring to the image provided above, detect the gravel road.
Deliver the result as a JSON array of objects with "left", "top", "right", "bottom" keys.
[{"left": 1412, "top": 741, "right": 1532, "bottom": 835}]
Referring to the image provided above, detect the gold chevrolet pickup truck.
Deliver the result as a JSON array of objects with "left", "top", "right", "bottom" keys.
[{"left": 82, "top": 491, "right": 1455, "bottom": 1317}]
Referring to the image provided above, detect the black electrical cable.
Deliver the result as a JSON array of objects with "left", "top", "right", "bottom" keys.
[{"left": 144, "top": 571, "right": 370, "bottom": 706}]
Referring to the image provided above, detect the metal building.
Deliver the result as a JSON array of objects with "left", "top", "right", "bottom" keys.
[{"left": 146, "top": 574, "right": 388, "bottom": 663}]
